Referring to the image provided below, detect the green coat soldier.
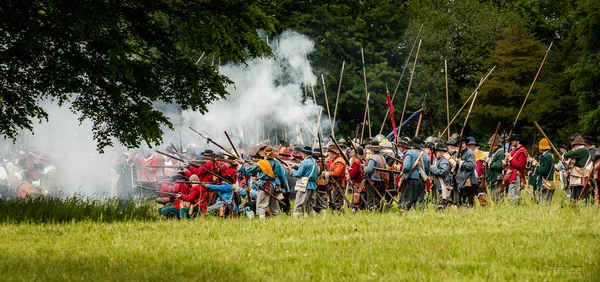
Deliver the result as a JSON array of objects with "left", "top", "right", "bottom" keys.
[
  {"left": 532, "top": 138, "right": 555, "bottom": 203},
  {"left": 485, "top": 134, "right": 504, "bottom": 203},
  {"left": 564, "top": 136, "right": 591, "bottom": 202}
]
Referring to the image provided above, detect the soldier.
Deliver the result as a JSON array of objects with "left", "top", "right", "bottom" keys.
[
  {"left": 177, "top": 175, "right": 207, "bottom": 219},
  {"left": 398, "top": 137, "right": 430, "bottom": 211},
  {"left": 323, "top": 144, "right": 347, "bottom": 212},
  {"left": 291, "top": 146, "right": 319, "bottom": 217},
  {"left": 531, "top": 138, "right": 555, "bottom": 203},
  {"left": 348, "top": 146, "right": 366, "bottom": 212},
  {"left": 455, "top": 137, "right": 478, "bottom": 206},
  {"left": 563, "top": 136, "right": 591, "bottom": 202},
  {"left": 238, "top": 146, "right": 289, "bottom": 219},
  {"left": 504, "top": 134, "right": 529, "bottom": 203},
  {"left": 363, "top": 140, "right": 387, "bottom": 211},
  {"left": 430, "top": 143, "right": 451, "bottom": 207},
  {"left": 485, "top": 134, "right": 505, "bottom": 203}
]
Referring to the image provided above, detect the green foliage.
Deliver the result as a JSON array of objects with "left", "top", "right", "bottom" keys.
[
  {"left": 0, "top": 203, "right": 598, "bottom": 280},
  {"left": 470, "top": 24, "right": 549, "bottom": 138},
  {"left": 0, "top": 0, "right": 275, "bottom": 152},
  {"left": 0, "top": 197, "right": 158, "bottom": 223}
]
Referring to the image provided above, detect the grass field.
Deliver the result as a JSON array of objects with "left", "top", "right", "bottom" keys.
[{"left": 1, "top": 193, "right": 599, "bottom": 281}]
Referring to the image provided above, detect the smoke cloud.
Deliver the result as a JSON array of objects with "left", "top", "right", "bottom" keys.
[{"left": 9, "top": 30, "right": 325, "bottom": 197}]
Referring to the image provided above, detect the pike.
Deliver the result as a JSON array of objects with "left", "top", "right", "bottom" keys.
[
  {"left": 445, "top": 59, "right": 450, "bottom": 139},
  {"left": 460, "top": 90, "right": 478, "bottom": 136},
  {"left": 332, "top": 60, "right": 345, "bottom": 137},
  {"left": 397, "top": 39, "right": 422, "bottom": 140},
  {"left": 509, "top": 42, "right": 553, "bottom": 138},
  {"left": 321, "top": 74, "right": 334, "bottom": 137},
  {"left": 379, "top": 23, "right": 424, "bottom": 135},
  {"left": 360, "top": 47, "right": 371, "bottom": 141},
  {"left": 440, "top": 66, "right": 496, "bottom": 137}
]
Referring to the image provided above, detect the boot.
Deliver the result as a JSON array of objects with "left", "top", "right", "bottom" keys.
[
  {"left": 258, "top": 214, "right": 266, "bottom": 219},
  {"left": 319, "top": 209, "right": 327, "bottom": 216},
  {"left": 293, "top": 212, "right": 303, "bottom": 219}
]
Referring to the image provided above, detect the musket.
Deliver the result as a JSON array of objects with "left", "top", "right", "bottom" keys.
[
  {"left": 175, "top": 181, "right": 215, "bottom": 185},
  {"left": 189, "top": 127, "right": 238, "bottom": 159},
  {"left": 481, "top": 122, "right": 501, "bottom": 192},
  {"left": 155, "top": 149, "right": 199, "bottom": 168},
  {"left": 533, "top": 121, "right": 569, "bottom": 170},
  {"left": 136, "top": 186, "right": 178, "bottom": 197},
  {"left": 146, "top": 165, "right": 181, "bottom": 169},
  {"left": 224, "top": 131, "right": 240, "bottom": 158},
  {"left": 374, "top": 167, "right": 402, "bottom": 174},
  {"left": 397, "top": 39, "right": 422, "bottom": 140}
]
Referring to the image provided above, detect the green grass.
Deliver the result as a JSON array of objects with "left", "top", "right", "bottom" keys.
[
  {"left": 0, "top": 196, "right": 158, "bottom": 223},
  {"left": 0, "top": 199, "right": 599, "bottom": 281}
]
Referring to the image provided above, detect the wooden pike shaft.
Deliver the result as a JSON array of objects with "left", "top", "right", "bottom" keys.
[
  {"left": 439, "top": 66, "right": 496, "bottom": 137},
  {"left": 322, "top": 74, "right": 334, "bottom": 137},
  {"left": 415, "top": 111, "right": 423, "bottom": 137},
  {"left": 360, "top": 47, "right": 370, "bottom": 141},
  {"left": 360, "top": 93, "right": 371, "bottom": 142},
  {"left": 509, "top": 42, "right": 553, "bottom": 137},
  {"left": 380, "top": 23, "right": 424, "bottom": 135},
  {"left": 397, "top": 39, "right": 422, "bottom": 140},
  {"left": 445, "top": 59, "right": 450, "bottom": 139},
  {"left": 460, "top": 91, "right": 478, "bottom": 136},
  {"left": 533, "top": 121, "right": 569, "bottom": 169},
  {"left": 333, "top": 60, "right": 345, "bottom": 137}
]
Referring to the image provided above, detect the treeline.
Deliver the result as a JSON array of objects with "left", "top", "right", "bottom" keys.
[{"left": 262, "top": 0, "right": 600, "bottom": 146}]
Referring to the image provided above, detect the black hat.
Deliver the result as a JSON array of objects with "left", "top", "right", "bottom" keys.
[
  {"left": 509, "top": 134, "right": 521, "bottom": 142},
  {"left": 433, "top": 143, "right": 448, "bottom": 152},
  {"left": 409, "top": 136, "right": 424, "bottom": 149},
  {"left": 583, "top": 136, "right": 597, "bottom": 145},
  {"left": 202, "top": 149, "right": 215, "bottom": 157},
  {"left": 570, "top": 133, "right": 581, "bottom": 141},
  {"left": 294, "top": 146, "right": 312, "bottom": 154}
]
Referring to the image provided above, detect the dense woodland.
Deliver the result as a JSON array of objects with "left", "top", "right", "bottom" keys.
[
  {"left": 1, "top": 0, "right": 599, "bottom": 150},
  {"left": 263, "top": 0, "right": 600, "bottom": 146}
]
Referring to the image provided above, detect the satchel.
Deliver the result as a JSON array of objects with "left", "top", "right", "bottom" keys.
[
  {"left": 295, "top": 160, "right": 316, "bottom": 192},
  {"left": 569, "top": 154, "right": 591, "bottom": 187}
]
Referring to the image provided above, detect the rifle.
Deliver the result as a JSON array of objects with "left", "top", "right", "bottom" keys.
[
  {"left": 175, "top": 181, "right": 214, "bottom": 185},
  {"left": 189, "top": 127, "right": 242, "bottom": 161},
  {"left": 482, "top": 122, "right": 501, "bottom": 191},
  {"left": 329, "top": 135, "right": 356, "bottom": 206},
  {"left": 136, "top": 185, "right": 178, "bottom": 197},
  {"left": 224, "top": 131, "right": 241, "bottom": 158},
  {"left": 155, "top": 149, "right": 199, "bottom": 169},
  {"left": 374, "top": 167, "right": 402, "bottom": 174}
]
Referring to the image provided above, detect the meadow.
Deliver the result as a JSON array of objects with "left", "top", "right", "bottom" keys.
[{"left": 0, "top": 191, "right": 599, "bottom": 281}]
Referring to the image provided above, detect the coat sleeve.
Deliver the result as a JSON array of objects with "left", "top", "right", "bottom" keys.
[
  {"left": 401, "top": 153, "right": 414, "bottom": 174},
  {"left": 349, "top": 161, "right": 361, "bottom": 179},
  {"left": 460, "top": 152, "right": 476, "bottom": 172},
  {"left": 363, "top": 158, "right": 377, "bottom": 174},
  {"left": 490, "top": 151, "right": 504, "bottom": 170},
  {"left": 181, "top": 187, "right": 198, "bottom": 202},
  {"left": 275, "top": 162, "right": 289, "bottom": 191},
  {"left": 291, "top": 160, "right": 308, "bottom": 178},
  {"left": 431, "top": 161, "right": 449, "bottom": 176},
  {"left": 329, "top": 161, "right": 346, "bottom": 178},
  {"left": 536, "top": 154, "right": 552, "bottom": 178}
]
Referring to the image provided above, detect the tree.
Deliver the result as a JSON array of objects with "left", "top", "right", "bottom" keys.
[
  {"left": 0, "top": 0, "right": 275, "bottom": 151},
  {"left": 468, "top": 24, "right": 551, "bottom": 141}
]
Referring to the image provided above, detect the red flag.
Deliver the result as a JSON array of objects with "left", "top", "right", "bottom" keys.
[{"left": 386, "top": 91, "right": 397, "bottom": 135}]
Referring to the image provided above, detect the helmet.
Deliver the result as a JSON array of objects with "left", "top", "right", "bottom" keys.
[
  {"left": 425, "top": 136, "right": 436, "bottom": 146},
  {"left": 374, "top": 134, "right": 385, "bottom": 143}
]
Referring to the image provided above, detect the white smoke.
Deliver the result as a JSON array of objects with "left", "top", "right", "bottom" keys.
[{"left": 173, "top": 30, "right": 323, "bottom": 148}]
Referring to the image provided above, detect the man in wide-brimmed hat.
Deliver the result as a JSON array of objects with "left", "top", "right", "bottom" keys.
[
  {"left": 486, "top": 133, "right": 505, "bottom": 203},
  {"left": 453, "top": 136, "right": 479, "bottom": 206},
  {"left": 583, "top": 135, "right": 597, "bottom": 158},
  {"left": 290, "top": 146, "right": 319, "bottom": 218},
  {"left": 323, "top": 144, "right": 348, "bottom": 212},
  {"left": 430, "top": 142, "right": 451, "bottom": 207},
  {"left": 504, "top": 134, "right": 529, "bottom": 203},
  {"left": 563, "top": 135, "right": 592, "bottom": 202},
  {"left": 363, "top": 140, "right": 387, "bottom": 210},
  {"left": 237, "top": 146, "right": 289, "bottom": 218},
  {"left": 398, "top": 136, "right": 431, "bottom": 211}
]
